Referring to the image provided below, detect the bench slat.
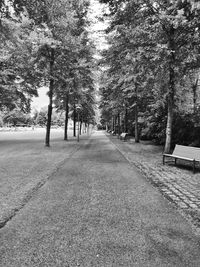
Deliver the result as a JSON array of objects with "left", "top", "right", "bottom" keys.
[
  {"left": 173, "top": 145, "right": 200, "bottom": 161},
  {"left": 163, "top": 154, "right": 195, "bottom": 162},
  {"left": 163, "top": 144, "right": 200, "bottom": 173}
]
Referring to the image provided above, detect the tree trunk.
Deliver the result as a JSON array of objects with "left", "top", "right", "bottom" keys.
[
  {"left": 112, "top": 116, "right": 114, "bottom": 132},
  {"left": 193, "top": 78, "right": 198, "bottom": 115},
  {"left": 125, "top": 108, "right": 128, "bottom": 132},
  {"left": 45, "top": 48, "right": 54, "bottom": 147},
  {"left": 135, "top": 84, "right": 139, "bottom": 143},
  {"left": 165, "top": 68, "right": 175, "bottom": 153},
  {"left": 164, "top": 27, "right": 175, "bottom": 153},
  {"left": 118, "top": 113, "right": 120, "bottom": 138},
  {"left": 80, "top": 120, "right": 82, "bottom": 135},
  {"left": 114, "top": 115, "right": 116, "bottom": 133},
  {"left": 73, "top": 103, "right": 76, "bottom": 137},
  {"left": 135, "top": 104, "right": 139, "bottom": 143},
  {"left": 165, "top": 102, "right": 173, "bottom": 153},
  {"left": 64, "top": 92, "right": 69, "bottom": 141}
]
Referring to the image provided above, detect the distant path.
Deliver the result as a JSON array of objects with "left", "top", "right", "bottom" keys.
[{"left": 0, "top": 131, "right": 200, "bottom": 266}]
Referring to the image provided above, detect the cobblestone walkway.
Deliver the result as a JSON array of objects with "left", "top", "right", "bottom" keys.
[{"left": 108, "top": 134, "right": 200, "bottom": 230}]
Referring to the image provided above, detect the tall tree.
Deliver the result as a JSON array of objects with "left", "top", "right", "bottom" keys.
[
  {"left": 25, "top": 0, "right": 78, "bottom": 146},
  {"left": 0, "top": 4, "right": 39, "bottom": 113},
  {"left": 100, "top": 0, "right": 200, "bottom": 151},
  {"left": 52, "top": 0, "right": 95, "bottom": 141}
]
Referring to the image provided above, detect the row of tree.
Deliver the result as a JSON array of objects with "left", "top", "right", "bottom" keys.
[
  {"left": 0, "top": 0, "right": 96, "bottom": 146},
  {"left": 0, "top": 105, "right": 95, "bottom": 135},
  {"left": 0, "top": 107, "right": 65, "bottom": 128},
  {"left": 99, "top": 0, "right": 200, "bottom": 152}
]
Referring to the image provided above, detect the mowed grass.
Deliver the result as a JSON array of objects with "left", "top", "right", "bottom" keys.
[{"left": 0, "top": 127, "right": 79, "bottom": 227}]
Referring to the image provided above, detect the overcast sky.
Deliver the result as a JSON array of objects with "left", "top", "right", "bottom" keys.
[
  {"left": 88, "top": 0, "right": 109, "bottom": 51},
  {"left": 31, "top": 86, "right": 49, "bottom": 112}
]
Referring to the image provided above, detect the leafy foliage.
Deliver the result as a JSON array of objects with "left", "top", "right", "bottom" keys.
[
  {"left": 99, "top": 0, "right": 200, "bottom": 149},
  {"left": 3, "top": 108, "right": 33, "bottom": 126},
  {"left": 0, "top": 0, "right": 96, "bottom": 146}
]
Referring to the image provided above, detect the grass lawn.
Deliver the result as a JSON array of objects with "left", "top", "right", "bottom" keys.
[{"left": 0, "top": 127, "right": 80, "bottom": 227}]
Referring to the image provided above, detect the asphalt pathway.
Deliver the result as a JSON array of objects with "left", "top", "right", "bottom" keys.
[{"left": 0, "top": 131, "right": 200, "bottom": 266}]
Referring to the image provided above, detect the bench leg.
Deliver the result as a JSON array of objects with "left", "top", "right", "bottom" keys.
[
  {"left": 175, "top": 158, "right": 177, "bottom": 165},
  {"left": 163, "top": 155, "right": 165, "bottom": 165}
]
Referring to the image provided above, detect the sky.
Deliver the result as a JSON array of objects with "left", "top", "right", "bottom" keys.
[
  {"left": 31, "top": 87, "right": 49, "bottom": 112},
  {"left": 88, "top": 0, "right": 109, "bottom": 51},
  {"left": 31, "top": 0, "right": 108, "bottom": 112}
]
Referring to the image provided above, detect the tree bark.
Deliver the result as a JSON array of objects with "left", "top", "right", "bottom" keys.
[
  {"left": 117, "top": 113, "right": 121, "bottom": 138},
  {"left": 165, "top": 68, "right": 175, "bottom": 153},
  {"left": 165, "top": 100, "right": 173, "bottom": 153},
  {"left": 45, "top": 48, "right": 54, "bottom": 147},
  {"left": 112, "top": 116, "right": 115, "bottom": 132},
  {"left": 80, "top": 120, "right": 82, "bottom": 135},
  {"left": 64, "top": 92, "right": 69, "bottom": 141},
  {"left": 135, "top": 84, "right": 139, "bottom": 143},
  {"left": 73, "top": 103, "right": 76, "bottom": 137},
  {"left": 193, "top": 78, "right": 198, "bottom": 115},
  {"left": 125, "top": 107, "right": 128, "bottom": 132},
  {"left": 164, "top": 27, "right": 175, "bottom": 153},
  {"left": 114, "top": 115, "right": 117, "bottom": 133}
]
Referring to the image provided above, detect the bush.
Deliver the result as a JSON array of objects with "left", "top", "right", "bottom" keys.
[
  {"left": 172, "top": 113, "right": 200, "bottom": 147},
  {"left": 141, "top": 105, "right": 167, "bottom": 144},
  {"left": 140, "top": 107, "right": 200, "bottom": 147},
  {"left": 3, "top": 109, "right": 32, "bottom": 126}
]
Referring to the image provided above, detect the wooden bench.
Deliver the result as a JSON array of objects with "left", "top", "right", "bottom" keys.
[
  {"left": 120, "top": 132, "right": 128, "bottom": 141},
  {"left": 163, "top": 144, "right": 200, "bottom": 173}
]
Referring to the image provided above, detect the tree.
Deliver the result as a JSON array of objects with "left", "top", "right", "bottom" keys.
[
  {"left": 34, "top": 107, "right": 48, "bottom": 126},
  {"left": 3, "top": 108, "right": 32, "bottom": 126},
  {"left": 22, "top": 0, "right": 78, "bottom": 146},
  {"left": 99, "top": 0, "right": 200, "bottom": 151},
  {"left": 0, "top": 4, "right": 39, "bottom": 113},
  {"left": 0, "top": 0, "right": 96, "bottom": 145},
  {"left": 53, "top": 0, "right": 96, "bottom": 141}
]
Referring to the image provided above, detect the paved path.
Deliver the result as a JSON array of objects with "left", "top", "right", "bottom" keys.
[
  {"left": 0, "top": 131, "right": 200, "bottom": 266},
  {"left": 107, "top": 133, "right": 200, "bottom": 228}
]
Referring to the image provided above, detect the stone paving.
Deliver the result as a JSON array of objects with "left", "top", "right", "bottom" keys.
[{"left": 107, "top": 133, "right": 200, "bottom": 230}]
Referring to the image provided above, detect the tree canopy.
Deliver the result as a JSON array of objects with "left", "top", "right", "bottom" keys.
[
  {"left": 99, "top": 0, "right": 200, "bottom": 151},
  {"left": 0, "top": 0, "right": 96, "bottom": 145}
]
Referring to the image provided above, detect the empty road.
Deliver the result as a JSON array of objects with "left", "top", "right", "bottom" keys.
[{"left": 0, "top": 131, "right": 200, "bottom": 266}]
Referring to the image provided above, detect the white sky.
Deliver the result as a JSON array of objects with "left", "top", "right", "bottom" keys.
[
  {"left": 31, "top": 87, "right": 49, "bottom": 112},
  {"left": 88, "top": 0, "right": 109, "bottom": 51}
]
